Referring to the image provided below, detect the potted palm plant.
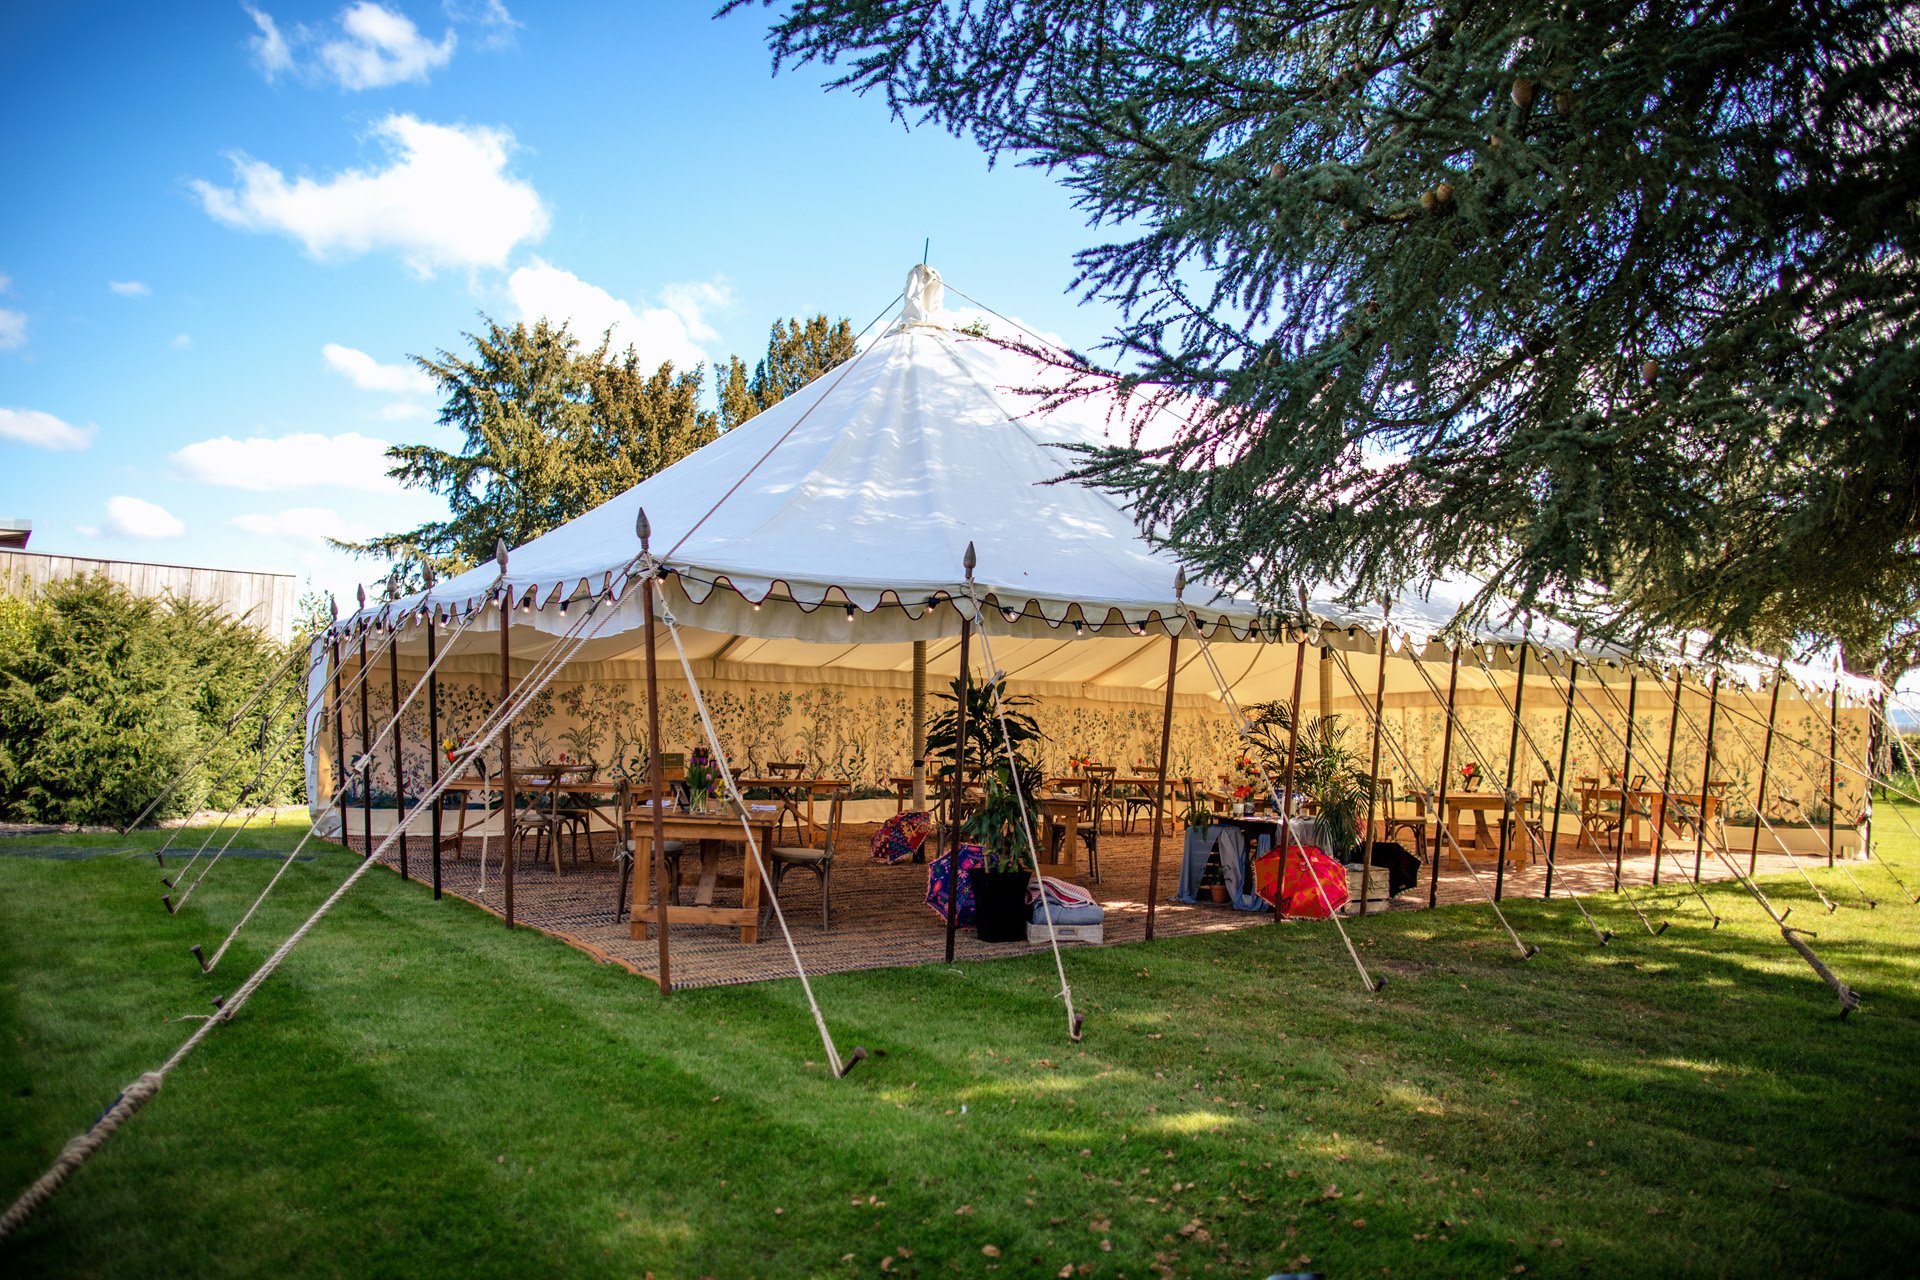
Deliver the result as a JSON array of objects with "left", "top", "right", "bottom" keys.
[{"left": 1240, "top": 701, "right": 1375, "bottom": 860}]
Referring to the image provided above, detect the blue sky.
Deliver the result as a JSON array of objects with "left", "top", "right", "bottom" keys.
[{"left": 0, "top": 2, "right": 1123, "bottom": 608}]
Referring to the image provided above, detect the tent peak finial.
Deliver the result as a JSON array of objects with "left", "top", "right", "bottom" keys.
[{"left": 894, "top": 264, "right": 947, "bottom": 332}]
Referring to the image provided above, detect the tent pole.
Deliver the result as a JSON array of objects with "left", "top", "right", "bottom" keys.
[
  {"left": 329, "top": 613, "right": 347, "bottom": 842},
  {"left": 1493, "top": 642, "right": 1529, "bottom": 901},
  {"left": 639, "top": 538, "right": 672, "bottom": 994},
  {"left": 1145, "top": 626, "right": 1180, "bottom": 941},
  {"left": 500, "top": 581, "right": 515, "bottom": 929},
  {"left": 1750, "top": 671, "right": 1783, "bottom": 876},
  {"left": 1828, "top": 679, "right": 1840, "bottom": 866},
  {"left": 357, "top": 602, "right": 372, "bottom": 861},
  {"left": 1276, "top": 625, "right": 1309, "bottom": 924},
  {"left": 911, "top": 639, "right": 928, "bottom": 810},
  {"left": 1692, "top": 670, "right": 1721, "bottom": 882},
  {"left": 1653, "top": 663, "right": 1685, "bottom": 885},
  {"left": 1428, "top": 646, "right": 1461, "bottom": 910},
  {"left": 1358, "top": 613, "right": 1390, "bottom": 916},
  {"left": 1543, "top": 656, "right": 1577, "bottom": 900},
  {"left": 944, "top": 614, "right": 972, "bottom": 964},
  {"left": 427, "top": 602, "right": 442, "bottom": 900},
  {"left": 1612, "top": 674, "right": 1639, "bottom": 891},
  {"left": 389, "top": 618, "right": 408, "bottom": 882},
  {"left": 1318, "top": 645, "right": 1334, "bottom": 720}
]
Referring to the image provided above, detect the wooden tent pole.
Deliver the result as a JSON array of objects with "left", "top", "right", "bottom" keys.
[
  {"left": 1145, "top": 624, "right": 1180, "bottom": 941},
  {"left": 944, "top": 547, "right": 976, "bottom": 964},
  {"left": 1358, "top": 612, "right": 1390, "bottom": 915},
  {"left": 1543, "top": 656, "right": 1578, "bottom": 900},
  {"left": 1653, "top": 665, "right": 1685, "bottom": 885},
  {"left": 1750, "top": 671, "right": 1783, "bottom": 876},
  {"left": 1612, "top": 674, "right": 1639, "bottom": 891},
  {"left": 1692, "top": 670, "right": 1721, "bottom": 882},
  {"left": 388, "top": 612, "right": 408, "bottom": 881},
  {"left": 500, "top": 576, "right": 516, "bottom": 928},
  {"left": 357, "top": 590, "right": 372, "bottom": 861},
  {"left": 1428, "top": 646, "right": 1461, "bottom": 910},
  {"left": 638, "top": 524, "right": 672, "bottom": 993},
  {"left": 329, "top": 608, "right": 347, "bottom": 840},
  {"left": 426, "top": 599, "right": 442, "bottom": 900},
  {"left": 911, "top": 639, "right": 928, "bottom": 809},
  {"left": 1828, "top": 679, "right": 1840, "bottom": 866},
  {"left": 1493, "top": 642, "right": 1530, "bottom": 901},
  {"left": 1276, "top": 617, "right": 1309, "bottom": 924}
]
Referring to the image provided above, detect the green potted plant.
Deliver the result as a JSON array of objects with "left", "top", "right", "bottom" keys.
[{"left": 961, "top": 759, "right": 1041, "bottom": 942}]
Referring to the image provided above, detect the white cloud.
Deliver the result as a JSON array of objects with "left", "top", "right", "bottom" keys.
[
  {"left": 659, "top": 278, "right": 732, "bottom": 344},
  {"left": 245, "top": 5, "right": 295, "bottom": 80},
  {"left": 322, "top": 342, "right": 435, "bottom": 396},
  {"left": 0, "top": 308, "right": 24, "bottom": 350},
  {"left": 231, "top": 506, "right": 374, "bottom": 544},
  {"left": 106, "top": 496, "right": 185, "bottom": 539},
  {"left": 191, "top": 114, "right": 549, "bottom": 277},
  {"left": 108, "top": 280, "right": 151, "bottom": 297},
  {"left": 507, "top": 259, "right": 709, "bottom": 370},
  {"left": 445, "top": 0, "right": 520, "bottom": 50},
  {"left": 0, "top": 407, "right": 95, "bottom": 451},
  {"left": 172, "top": 333, "right": 192, "bottom": 349},
  {"left": 377, "top": 400, "right": 434, "bottom": 421},
  {"left": 171, "top": 430, "right": 402, "bottom": 493},
  {"left": 319, "top": 3, "right": 456, "bottom": 90},
  {"left": 75, "top": 525, "right": 99, "bottom": 538}
]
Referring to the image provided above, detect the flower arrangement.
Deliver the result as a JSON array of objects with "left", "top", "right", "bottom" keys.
[
  {"left": 1460, "top": 760, "right": 1481, "bottom": 790},
  {"left": 1221, "top": 756, "right": 1261, "bottom": 805},
  {"left": 684, "top": 746, "right": 717, "bottom": 811},
  {"left": 1067, "top": 753, "right": 1094, "bottom": 772},
  {"left": 441, "top": 736, "right": 464, "bottom": 765}
]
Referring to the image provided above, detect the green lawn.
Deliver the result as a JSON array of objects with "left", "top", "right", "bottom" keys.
[{"left": 2, "top": 813, "right": 1917, "bottom": 1277}]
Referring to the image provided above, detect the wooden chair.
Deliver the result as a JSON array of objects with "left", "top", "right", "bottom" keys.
[
  {"left": 1082, "top": 764, "right": 1118, "bottom": 833},
  {"left": 552, "top": 762, "right": 600, "bottom": 867},
  {"left": 766, "top": 791, "right": 844, "bottom": 930},
  {"left": 1577, "top": 784, "right": 1624, "bottom": 857},
  {"left": 1523, "top": 779, "right": 1552, "bottom": 863},
  {"left": 1376, "top": 778, "right": 1429, "bottom": 864},
  {"left": 765, "top": 760, "right": 809, "bottom": 844}
]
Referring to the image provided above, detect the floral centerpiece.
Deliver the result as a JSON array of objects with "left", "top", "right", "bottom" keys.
[
  {"left": 1460, "top": 761, "right": 1481, "bottom": 791},
  {"left": 1066, "top": 752, "right": 1094, "bottom": 773},
  {"left": 441, "top": 736, "right": 464, "bottom": 765},
  {"left": 1220, "top": 756, "right": 1261, "bottom": 813},
  {"left": 684, "top": 746, "right": 717, "bottom": 813}
]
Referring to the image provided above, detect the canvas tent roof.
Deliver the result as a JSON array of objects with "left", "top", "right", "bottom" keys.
[{"left": 347, "top": 267, "right": 1876, "bottom": 705}]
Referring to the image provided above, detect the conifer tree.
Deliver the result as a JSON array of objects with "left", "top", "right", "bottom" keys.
[
  {"left": 343, "top": 312, "right": 856, "bottom": 581},
  {"left": 717, "top": 314, "right": 858, "bottom": 431},
  {"left": 740, "top": 0, "right": 1919, "bottom": 656}
]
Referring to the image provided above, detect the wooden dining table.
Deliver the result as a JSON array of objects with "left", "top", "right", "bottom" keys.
[
  {"left": 626, "top": 801, "right": 781, "bottom": 944},
  {"left": 1441, "top": 793, "right": 1516, "bottom": 861}
]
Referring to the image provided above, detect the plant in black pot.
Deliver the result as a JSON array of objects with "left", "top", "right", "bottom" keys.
[{"left": 961, "top": 759, "right": 1041, "bottom": 943}]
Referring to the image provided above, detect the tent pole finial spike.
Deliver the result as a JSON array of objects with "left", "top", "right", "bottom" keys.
[
  {"left": 355, "top": 583, "right": 366, "bottom": 610},
  {"left": 495, "top": 538, "right": 509, "bottom": 575},
  {"left": 963, "top": 541, "right": 976, "bottom": 581},
  {"left": 1174, "top": 567, "right": 1186, "bottom": 601},
  {"left": 635, "top": 506, "right": 651, "bottom": 553}
]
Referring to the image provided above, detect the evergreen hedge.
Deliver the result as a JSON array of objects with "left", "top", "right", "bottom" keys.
[{"left": 0, "top": 576, "right": 307, "bottom": 826}]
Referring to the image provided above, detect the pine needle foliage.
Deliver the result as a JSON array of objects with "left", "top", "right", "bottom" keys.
[{"left": 739, "top": 0, "right": 1920, "bottom": 656}]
